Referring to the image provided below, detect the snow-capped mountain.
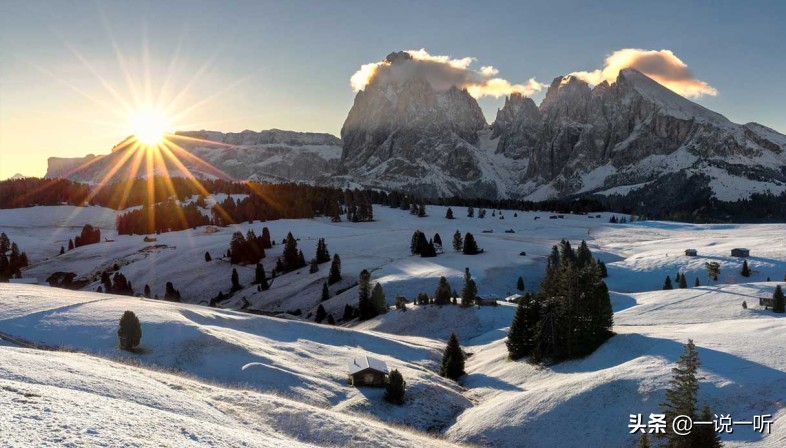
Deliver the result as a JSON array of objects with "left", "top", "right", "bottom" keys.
[
  {"left": 46, "top": 129, "right": 342, "bottom": 185},
  {"left": 340, "top": 64, "right": 786, "bottom": 203}
]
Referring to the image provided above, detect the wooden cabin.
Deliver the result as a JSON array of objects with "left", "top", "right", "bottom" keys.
[
  {"left": 731, "top": 248, "right": 750, "bottom": 257},
  {"left": 347, "top": 355, "right": 388, "bottom": 387},
  {"left": 476, "top": 298, "right": 499, "bottom": 307},
  {"left": 685, "top": 249, "right": 698, "bottom": 256}
]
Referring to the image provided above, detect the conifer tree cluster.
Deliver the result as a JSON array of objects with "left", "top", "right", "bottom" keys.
[
  {"left": 315, "top": 238, "right": 331, "bottom": 264},
  {"left": 461, "top": 268, "right": 477, "bottom": 307},
  {"left": 276, "top": 232, "right": 307, "bottom": 273},
  {"left": 164, "top": 281, "right": 182, "bottom": 302},
  {"left": 675, "top": 272, "right": 688, "bottom": 288},
  {"left": 358, "top": 270, "right": 387, "bottom": 320},
  {"left": 74, "top": 224, "right": 101, "bottom": 248},
  {"left": 462, "top": 232, "right": 481, "bottom": 255},
  {"left": 254, "top": 263, "right": 270, "bottom": 290},
  {"left": 434, "top": 276, "right": 452, "bottom": 305},
  {"left": 508, "top": 239, "right": 613, "bottom": 363},
  {"left": 100, "top": 271, "right": 134, "bottom": 296},
  {"left": 0, "top": 233, "right": 29, "bottom": 281},
  {"left": 118, "top": 310, "right": 142, "bottom": 351},
  {"left": 228, "top": 230, "right": 267, "bottom": 265},
  {"left": 773, "top": 285, "right": 785, "bottom": 313}
]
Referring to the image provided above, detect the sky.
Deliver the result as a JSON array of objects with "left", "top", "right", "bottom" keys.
[{"left": 1, "top": 0, "right": 785, "bottom": 180}]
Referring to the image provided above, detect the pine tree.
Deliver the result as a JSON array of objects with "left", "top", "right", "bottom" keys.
[
  {"left": 598, "top": 260, "right": 608, "bottom": 278},
  {"left": 371, "top": 282, "right": 387, "bottom": 315},
  {"left": 59, "top": 246, "right": 65, "bottom": 255},
  {"left": 385, "top": 369, "right": 406, "bottom": 405},
  {"left": 231, "top": 268, "right": 241, "bottom": 292},
  {"left": 328, "top": 254, "right": 342, "bottom": 285},
  {"left": 434, "top": 276, "right": 452, "bottom": 305},
  {"left": 445, "top": 207, "right": 454, "bottom": 219},
  {"left": 143, "top": 284, "right": 151, "bottom": 298},
  {"left": 461, "top": 268, "right": 478, "bottom": 307},
  {"left": 516, "top": 276, "right": 525, "bottom": 291},
  {"left": 440, "top": 332, "right": 465, "bottom": 381},
  {"left": 205, "top": 251, "right": 211, "bottom": 262},
  {"left": 741, "top": 260, "right": 751, "bottom": 277},
  {"left": 321, "top": 282, "right": 329, "bottom": 301},
  {"left": 467, "top": 206, "right": 474, "bottom": 218},
  {"left": 678, "top": 273, "right": 687, "bottom": 289},
  {"left": 315, "top": 304, "right": 327, "bottom": 323},
  {"left": 358, "top": 269, "right": 375, "bottom": 320},
  {"left": 326, "top": 314, "right": 335, "bottom": 325},
  {"left": 418, "top": 203, "right": 426, "bottom": 217},
  {"left": 693, "top": 405, "right": 723, "bottom": 447},
  {"left": 506, "top": 293, "right": 535, "bottom": 360},
  {"left": 452, "top": 230, "right": 463, "bottom": 252},
  {"left": 694, "top": 277, "right": 700, "bottom": 287},
  {"left": 576, "top": 240, "right": 592, "bottom": 268},
  {"left": 433, "top": 233, "right": 442, "bottom": 248},
  {"left": 663, "top": 275, "right": 673, "bottom": 290},
  {"left": 660, "top": 339, "right": 701, "bottom": 446},
  {"left": 342, "top": 303, "right": 354, "bottom": 322},
  {"left": 261, "top": 227, "right": 272, "bottom": 249},
  {"left": 309, "top": 258, "right": 319, "bottom": 273},
  {"left": 118, "top": 310, "right": 142, "bottom": 351},
  {"left": 773, "top": 285, "right": 785, "bottom": 313},
  {"left": 164, "top": 281, "right": 181, "bottom": 301},
  {"left": 68, "top": 239, "right": 74, "bottom": 250},
  {"left": 462, "top": 232, "right": 480, "bottom": 255},
  {"left": 316, "top": 238, "right": 331, "bottom": 263}
]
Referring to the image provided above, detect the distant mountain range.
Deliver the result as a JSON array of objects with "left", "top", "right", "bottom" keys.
[{"left": 46, "top": 51, "right": 786, "bottom": 213}]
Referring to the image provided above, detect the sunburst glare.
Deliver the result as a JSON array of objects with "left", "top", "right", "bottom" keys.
[{"left": 128, "top": 107, "right": 169, "bottom": 146}]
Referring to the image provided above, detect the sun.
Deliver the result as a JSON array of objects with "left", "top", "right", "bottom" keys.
[{"left": 128, "top": 108, "right": 170, "bottom": 146}]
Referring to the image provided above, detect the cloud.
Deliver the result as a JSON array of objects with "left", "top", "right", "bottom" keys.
[
  {"left": 350, "top": 49, "right": 545, "bottom": 99},
  {"left": 569, "top": 48, "right": 717, "bottom": 98}
]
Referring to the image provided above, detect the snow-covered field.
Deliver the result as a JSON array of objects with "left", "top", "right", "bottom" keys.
[{"left": 2, "top": 203, "right": 786, "bottom": 446}]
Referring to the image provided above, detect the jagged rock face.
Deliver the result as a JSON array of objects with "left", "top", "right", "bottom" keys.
[
  {"left": 494, "top": 68, "right": 786, "bottom": 199},
  {"left": 339, "top": 51, "right": 491, "bottom": 197},
  {"left": 46, "top": 130, "right": 342, "bottom": 185}
]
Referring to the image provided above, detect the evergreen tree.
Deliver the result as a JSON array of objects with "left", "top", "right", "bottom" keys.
[
  {"left": 118, "top": 310, "right": 142, "bottom": 351},
  {"left": 461, "top": 268, "right": 477, "bottom": 307},
  {"left": 321, "top": 282, "right": 330, "bottom": 301},
  {"left": 143, "top": 284, "right": 151, "bottom": 298},
  {"left": 741, "top": 260, "right": 751, "bottom": 277},
  {"left": 694, "top": 277, "right": 700, "bottom": 287},
  {"left": 371, "top": 282, "right": 387, "bottom": 315},
  {"left": 433, "top": 233, "right": 442, "bottom": 248},
  {"left": 342, "top": 303, "right": 354, "bottom": 321},
  {"left": 598, "top": 259, "right": 608, "bottom": 278},
  {"left": 773, "top": 285, "right": 785, "bottom": 313},
  {"left": 440, "top": 332, "right": 465, "bottom": 381},
  {"left": 326, "top": 314, "right": 335, "bottom": 325},
  {"left": 315, "top": 238, "right": 331, "bottom": 263},
  {"left": 261, "top": 227, "right": 272, "bottom": 249},
  {"left": 467, "top": 206, "right": 474, "bottom": 218},
  {"left": 418, "top": 203, "right": 426, "bottom": 217},
  {"left": 660, "top": 339, "right": 701, "bottom": 446},
  {"left": 309, "top": 258, "right": 319, "bottom": 273},
  {"left": 231, "top": 268, "right": 241, "bottom": 293},
  {"left": 452, "top": 230, "right": 463, "bottom": 252},
  {"left": 516, "top": 276, "right": 525, "bottom": 292},
  {"left": 434, "top": 276, "right": 452, "bottom": 305},
  {"left": 358, "top": 269, "right": 375, "bottom": 320},
  {"left": 255, "top": 263, "right": 269, "bottom": 290},
  {"left": 385, "top": 369, "right": 406, "bottom": 405},
  {"left": 705, "top": 261, "right": 721, "bottom": 282},
  {"left": 576, "top": 240, "right": 592, "bottom": 268},
  {"left": 328, "top": 254, "right": 342, "bottom": 285},
  {"left": 663, "top": 275, "right": 673, "bottom": 290},
  {"left": 462, "top": 232, "right": 480, "bottom": 255},
  {"left": 205, "top": 251, "right": 212, "bottom": 262},
  {"left": 315, "top": 304, "right": 327, "bottom": 323},
  {"left": 164, "top": 282, "right": 181, "bottom": 301},
  {"left": 68, "top": 239, "right": 74, "bottom": 250},
  {"left": 506, "top": 293, "right": 536, "bottom": 359},
  {"left": 693, "top": 405, "right": 723, "bottom": 447},
  {"left": 445, "top": 207, "right": 454, "bottom": 219},
  {"left": 678, "top": 273, "right": 688, "bottom": 289},
  {"left": 59, "top": 246, "right": 65, "bottom": 255}
]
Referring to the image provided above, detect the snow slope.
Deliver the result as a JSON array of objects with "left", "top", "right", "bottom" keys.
[{"left": 0, "top": 345, "right": 460, "bottom": 448}]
